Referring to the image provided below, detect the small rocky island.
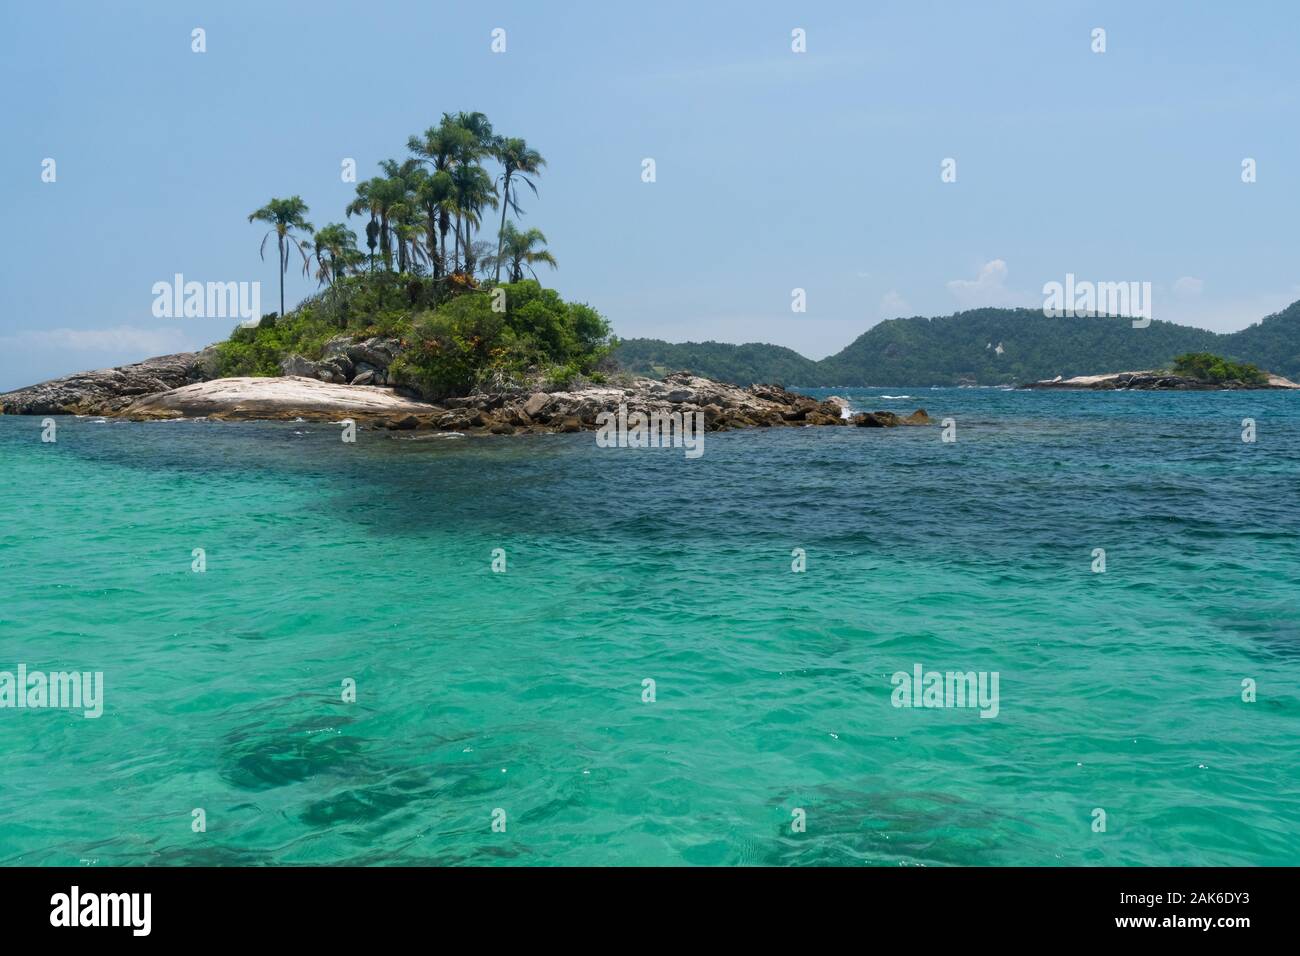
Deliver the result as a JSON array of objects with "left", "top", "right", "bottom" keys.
[
  {"left": 1022, "top": 353, "right": 1300, "bottom": 391},
  {"left": 1023, "top": 370, "right": 1300, "bottom": 391},
  {"left": 0, "top": 114, "right": 932, "bottom": 439},
  {"left": 0, "top": 344, "right": 930, "bottom": 435}
]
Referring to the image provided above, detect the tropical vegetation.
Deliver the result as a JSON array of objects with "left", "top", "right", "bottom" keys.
[
  {"left": 247, "top": 196, "right": 313, "bottom": 318},
  {"left": 223, "top": 113, "right": 613, "bottom": 396},
  {"left": 1171, "top": 352, "right": 1268, "bottom": 385}
]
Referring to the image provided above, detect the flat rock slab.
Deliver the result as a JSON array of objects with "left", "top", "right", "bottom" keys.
[{"left": 123, "top": 376, "right": 443, "bottom": 422}]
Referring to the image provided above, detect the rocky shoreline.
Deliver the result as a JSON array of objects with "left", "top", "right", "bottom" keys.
[
  {"left": 1022, "top": 370, "right": 1300, "bottom": 391},
  {"left": 0, "top": 350, "right": 217, "bottom": 416},
  {"left": 0, "top": 351, "right": 932, "bottom": 435}
]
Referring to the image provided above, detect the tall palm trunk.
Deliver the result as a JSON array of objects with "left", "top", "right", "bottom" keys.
[
  {"left": 431, "top": 210, "right": 447, "bottom": 278},
  {"left": 277, "top": 233, "right": 286, "bottom": 316},
  {"left": 380, "top": 212, "right": 392, "bottom": 271},
  {"left": 494, "top": 178, "right": 511, "bottom": 283},
  {"left": 438, "top": 211, "right": 451, "bottom": 277}
]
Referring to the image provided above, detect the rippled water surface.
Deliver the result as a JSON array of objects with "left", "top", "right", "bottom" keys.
[{"left": 2, "top": 387, "right": 1298, "bottom": 865}]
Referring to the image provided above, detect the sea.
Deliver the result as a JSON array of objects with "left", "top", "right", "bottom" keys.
[{"left": 1, "top": 386, "right": 1297, "bottom": 866}]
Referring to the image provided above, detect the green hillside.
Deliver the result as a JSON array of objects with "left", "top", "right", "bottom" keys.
[
  {"left": 615, "top": 302, "right": 1300, "bottom": 387},
  {"left": 613, "top": 340, "right": 820, "bottom": 386}
]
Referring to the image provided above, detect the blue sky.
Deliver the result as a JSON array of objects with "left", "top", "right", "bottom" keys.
[{"left": 2, "top": 0, "right": 1298, "bottom": 389}]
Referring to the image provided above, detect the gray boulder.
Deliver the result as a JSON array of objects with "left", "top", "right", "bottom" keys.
[
  {"left": 523, "top": 392, "right": 551, "bottom": 417},
  {"left": 280, "top": 354, "right": 319, "bottom": 378},
  {"left": 346, "top": 337, "right": 401, "bottom": 370}
]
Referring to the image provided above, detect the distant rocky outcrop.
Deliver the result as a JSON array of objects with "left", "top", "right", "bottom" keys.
[
  {"left": 0, "top": 349, "right": 216, "bottom": 415},
  {"left": 1022, "top": 370, "right": 1300, "bottom": 390}
]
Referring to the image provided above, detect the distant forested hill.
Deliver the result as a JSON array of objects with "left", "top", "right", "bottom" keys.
[
  {"left": 615, "top": 302, "right": 1300, "bottom": 387},
  {"left": 613, "top": 340, "right": 821, "bottom": 386}
]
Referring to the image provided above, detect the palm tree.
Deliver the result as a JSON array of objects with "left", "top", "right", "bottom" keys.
[
  {"left": 408, "top": 125, "right": 460, "bottom": 276},
  {"left": 248, "top": 196, "right": 314, "bottom": 317},
  {"left": 451, "top": 163, "right": 497, "bottom": 276},
  {"left": 449, "top": 111, "right": 495, "bottom": 151},
  {"left": 492, "top": 137, "right": 545, "bottom": 282},
  {"left": 445, "top": 113, "right": 498, "bottom": 275},
  {"left": 391, "top": 163, "right": 432, "bottom": 274},
  {"left": 311, "top": 223, "right": 359, "bottom": 286},
  {"left": 409, "top": 114, "right": 500, "bottom": 276},
  {"left": 395, "top": 218, "right": 429, "bottom": 274},
  {"left": 344, "top": 180, "right": 382, "bottom": 273},
  {"left": 374, "top": 159, "right": 425, "bottom": 272},
  {"left": 493, "top": 222, "right": 557, "bottom": 282},
  {"left": 415, "top": 170, "right": 455, "bottom": 277}
]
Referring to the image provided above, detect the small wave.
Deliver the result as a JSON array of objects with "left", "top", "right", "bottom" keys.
[{"left": 879, "top": 394, "right": 911, "bottom": 400}]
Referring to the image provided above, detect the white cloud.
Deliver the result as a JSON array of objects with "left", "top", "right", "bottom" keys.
[
  {"left": 946, "top": 259, "right": 1032, "bottom": 309},
  {"left": 0, "top": 325, "right": 191, "bottom": 354},
  {"left": 1172, "top": 276, "right": 1204, "bottom": 297}
]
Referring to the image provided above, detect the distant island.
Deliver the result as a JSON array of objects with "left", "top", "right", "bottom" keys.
[
  {"left": 616, "top": 302, "right": 1300, "bottom": 388},
  {"left": 1023, "top": 353, "right": 1300, "bottom": 390}
]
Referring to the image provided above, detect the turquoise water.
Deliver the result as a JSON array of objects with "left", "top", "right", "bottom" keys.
[{"left": 1, "top": 388, "right": 1298, "bottom": 866}]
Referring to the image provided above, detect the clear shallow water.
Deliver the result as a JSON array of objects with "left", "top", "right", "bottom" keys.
[{"left": 1, "top": 387, "right": 1298, "bottom": 866}]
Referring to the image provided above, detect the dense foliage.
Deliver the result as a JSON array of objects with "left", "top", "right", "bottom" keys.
[
  {"left": 220, "top": 112, "right": 604, "bottom": 395},
  {"left": 616, "top": 304, "right": 1300, "bottom": 387},
  {"left": 216, "top": 275, "right": 613, "bottom": 397},
  {"left": 1171, "top": 352, "right": 1267, "bottom": 384},
  {"left": 391, "top": 280, "right": 614, "bottom": 398},
  {"left": 215, "top": 273, "right": 444, "bottom": 377}
]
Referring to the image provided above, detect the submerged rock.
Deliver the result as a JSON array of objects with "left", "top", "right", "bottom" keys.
[{"left": 852, "top": 408, "right": 930, "bottom": 428}]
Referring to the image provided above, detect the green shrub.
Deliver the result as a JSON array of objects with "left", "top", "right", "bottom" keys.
[
  {"left": 212, "top": 273, "right": 455, "bottom": 377},
  {"left": 212, "top": 273, "right": 614, "bottom": 397},
  {"left": 400, "top": 296, "right": 513, "bottom": 398},
  {"left": 400, "top": 279, "right": 613, "bottom": 397},
  {"left": 1172, "top": 352, "right": 1267, "bottom": 384}
]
